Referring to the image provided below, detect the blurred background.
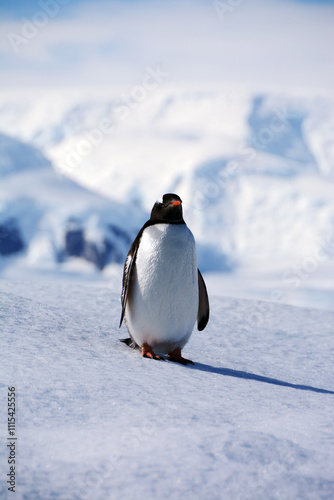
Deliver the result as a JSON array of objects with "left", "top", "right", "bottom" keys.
[{"left": 0, "top": 0, "right": 333, "bottom": 309}]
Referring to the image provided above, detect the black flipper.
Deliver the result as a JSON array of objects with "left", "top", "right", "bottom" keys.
[
  {"left": 197, "top": 269, "right": 209, "bottom": 331},
  {"left": 119, "top": 221, "right": 152, "bottom": 328},
  {"left": 119, "top": 237, "right": 139, "bottom": 327}
]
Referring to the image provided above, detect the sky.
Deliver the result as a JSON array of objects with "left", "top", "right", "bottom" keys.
[{"left": 0, "top": 0, "right": 333, "bottom": 89}]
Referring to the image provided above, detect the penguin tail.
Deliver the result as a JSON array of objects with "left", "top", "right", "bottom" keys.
[{"left": 119, "top": 337, "right": 139, "bottom": 349}]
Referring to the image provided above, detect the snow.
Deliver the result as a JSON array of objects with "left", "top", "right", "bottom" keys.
[
  {"left": 0, "top": 131, "right": 147, "bottom": 275},
  {"left": 0, "top": 279, "right": 333, "bottom": 499},
  {"left": 1, "top": 1, "right": 333, "bottom": 495}
]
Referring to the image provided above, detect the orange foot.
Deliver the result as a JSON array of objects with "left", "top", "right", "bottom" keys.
[
  {"left": 167, "top": 348, "right": 194, "bottom": 365},
  {"left": 141, "top": 343, "right": 164, "bottom": 361}
]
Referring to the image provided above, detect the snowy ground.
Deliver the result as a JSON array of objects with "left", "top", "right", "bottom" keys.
[{"left": 1, "top": 279, "right": 333, "bottom": 500}]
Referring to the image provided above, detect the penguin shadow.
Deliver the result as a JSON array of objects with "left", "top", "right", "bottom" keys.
[
  {"left": 119, "top": 339, "right": 333, "bottom": 394},
  {"left": 189, "top": 362, "right": 334, "bottom": 395}
]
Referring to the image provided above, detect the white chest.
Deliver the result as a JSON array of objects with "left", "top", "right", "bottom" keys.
[
  {"left": 136, "top": 223, "right": 197, "bottom": 290},
  {"left": 125, "top": 223, "right": 198, "bottom": 351}
]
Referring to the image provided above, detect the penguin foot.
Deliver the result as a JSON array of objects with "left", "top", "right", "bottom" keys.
[
  {"left": 141, "top": 343, "right": 164, "bottom": 361},
  {"left": 167, "top": 348, "right": 194, "bottom": 365}
]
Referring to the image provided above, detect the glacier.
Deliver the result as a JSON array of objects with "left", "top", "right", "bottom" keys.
[{"left": 0, "top": 86, "right": 333, "bottom": 309}]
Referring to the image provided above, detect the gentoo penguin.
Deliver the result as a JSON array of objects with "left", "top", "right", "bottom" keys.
[{"left": 119, "top": 193, "right": 209, "bottom": 364}]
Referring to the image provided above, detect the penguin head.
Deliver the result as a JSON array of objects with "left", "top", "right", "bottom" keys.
[{"left": 150, "top": 193, "right": 184, "bottom": 223}]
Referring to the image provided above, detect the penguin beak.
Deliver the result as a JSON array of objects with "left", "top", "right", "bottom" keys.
[{"left": 170, "top": 201, "right": 181, "bottom": 206}]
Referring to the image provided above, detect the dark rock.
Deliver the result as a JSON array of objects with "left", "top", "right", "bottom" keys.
[
  {"left": 0, "top": 219, "right": 25, "bottom": 255},
  {"left": 65, "top": 228, "right": 84, "bottom": 257}
]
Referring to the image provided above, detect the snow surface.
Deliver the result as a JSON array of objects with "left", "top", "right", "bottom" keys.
[{"left": 1, "top": 279, "right": 333, "bottom": 500}]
